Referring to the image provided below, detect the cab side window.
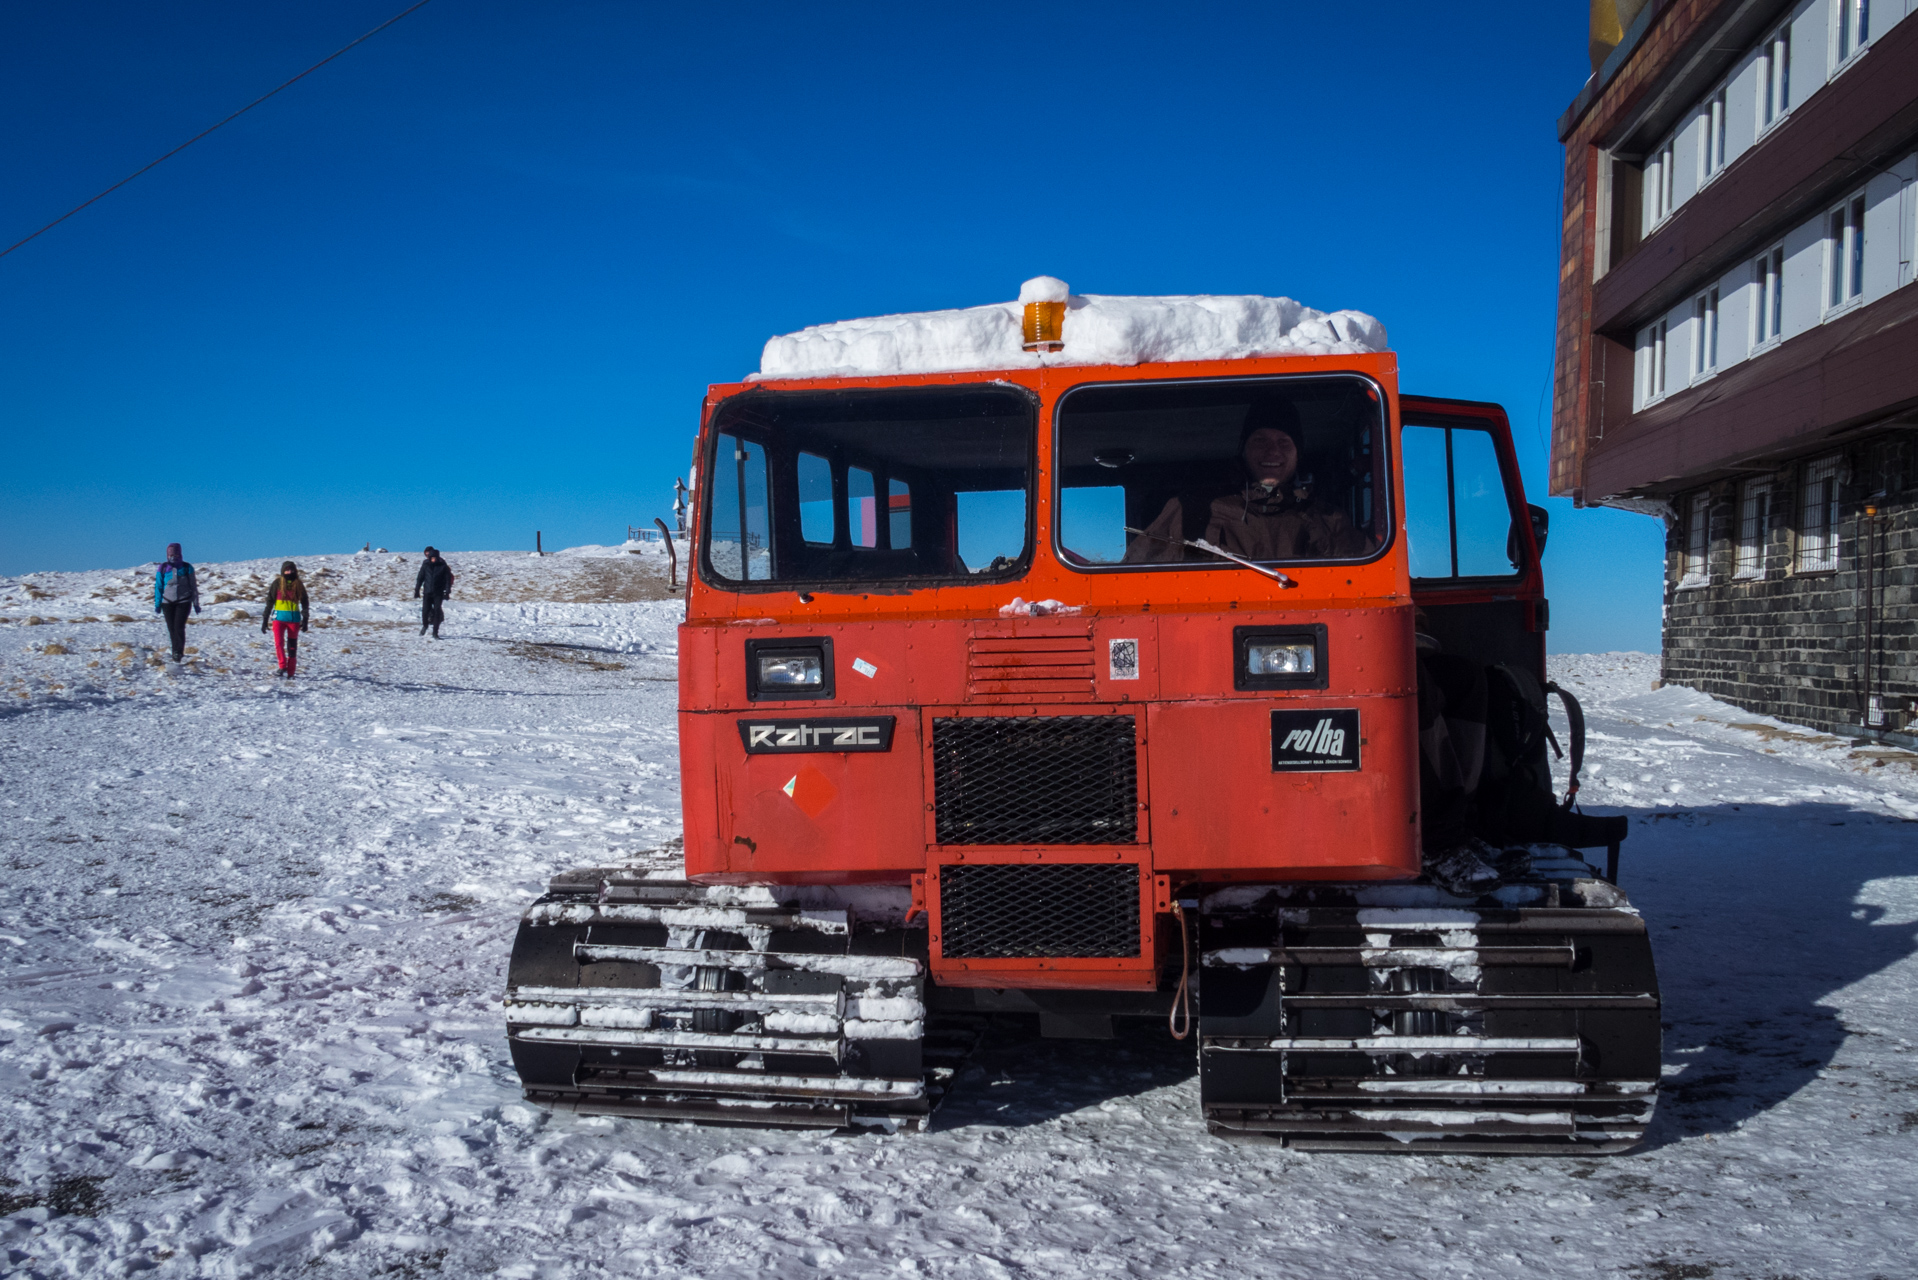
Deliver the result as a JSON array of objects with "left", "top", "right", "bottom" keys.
[
  {"left": 848, "top": 467, "right": 879, "bottom": 548},
  {"left": 797, "top": 452, "right": 835, "bottom": 545},
  {"left": 1402, "top": 423, "right": 1522, "bottom": 580},
  {"left": 711, "top": 433, "right": 772, "bottom": 580}
]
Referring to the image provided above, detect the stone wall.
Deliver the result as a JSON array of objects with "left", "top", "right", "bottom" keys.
[{"left": 1661, "top": 431, "right": 1917, "bottom": 735}]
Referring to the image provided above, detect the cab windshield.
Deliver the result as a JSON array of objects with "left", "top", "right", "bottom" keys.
[
  {"left": 703, "top": 385, "right": 1034, "bottom": 587},
  {"left": 1055, "top": 375, "right": 1388, "bottom": 570}
]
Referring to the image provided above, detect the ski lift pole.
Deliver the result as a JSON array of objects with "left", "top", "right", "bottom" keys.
[{"left": 654, "top": 518, "right": 678, "bottom": 590}]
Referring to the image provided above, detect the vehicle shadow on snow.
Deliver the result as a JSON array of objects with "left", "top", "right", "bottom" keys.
[
  {"left": 1608, "top": 798, "right": 1918, "bottom": 1152},
  {"left": 927, "top": 798, "right": 1918, "bottom": 1145},
  {"left": 932, "top": 1013, "right": 1198, "bottom": 1131}
]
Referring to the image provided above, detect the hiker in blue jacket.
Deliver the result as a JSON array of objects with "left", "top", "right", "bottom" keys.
[{"left": 151, "top": 543, "right": 200, "bottom": 664}]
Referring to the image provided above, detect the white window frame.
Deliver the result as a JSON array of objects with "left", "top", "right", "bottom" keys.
[
  {"left": 1734, "top": 480, "right": 1772, "bottom": 579},
  {"left": 1758, "top": 25, "right": 1791, "bottom": 134},
  {"left": 1637, "top": 322, "right": 1659, "bottom": 408},
  {"left": 1650, "top": 317, "right": 1670, "bottom": 402},
  {"left": 1649, "top": 139, "right": 1677, "bottom": 226},
  {"left": 1796, "top": 456, "right": 1842, "bottom": 573},
  {"left": 1832, "top": 0, "right": 1870, "bottom": 69},
  {"left": 1753, "top": 244, "right": 1785, "bottom": 348},
  {"left": 1699, "top": 88, "right": 1728, "bottom": 184},
  {"left": 1905, "top": 167, "right": 1916, "bottom": 289},
  {"left": 1824, "top": 190, "right": 1867, "bottom": 315},
  {"left": 1692, "top": 288, "right": 1720, "bottom": 381},
  {"left": 1681, "top": 491, "right": 1712, "bottom": 588}
]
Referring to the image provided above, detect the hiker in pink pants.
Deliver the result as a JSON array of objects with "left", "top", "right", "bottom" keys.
[{"left": 260, "top": 562, "right": 310, "bottom": 678}]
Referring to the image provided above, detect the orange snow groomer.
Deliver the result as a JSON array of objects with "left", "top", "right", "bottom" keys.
[{"left": 504, "top": 284, "right": 1659, "bottom": 1153}]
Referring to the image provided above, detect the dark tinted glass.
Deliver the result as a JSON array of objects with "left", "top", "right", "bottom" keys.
[
  {"left": 1056, "top": 376, "right": 1387, "bottom": 569},
  {"left": 703, "top": 385, "right": 1034, "bottom": 586}
]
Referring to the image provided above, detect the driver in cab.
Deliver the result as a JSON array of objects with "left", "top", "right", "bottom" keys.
[{"left": 1122, "top": 402, "right": 1374, "bottom": 564}]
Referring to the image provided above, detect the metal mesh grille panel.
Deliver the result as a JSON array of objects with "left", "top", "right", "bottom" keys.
[
  {"left": 931, "top": 715, "right": 1137, "bottom": 845},
  {"left": 938, "top": 863, "right": 1141, "bottom": 958}
]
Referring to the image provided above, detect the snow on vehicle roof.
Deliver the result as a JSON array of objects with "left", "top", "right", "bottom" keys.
[{"left": 754, "top": 276, "right": 1387, "bottom": 379}]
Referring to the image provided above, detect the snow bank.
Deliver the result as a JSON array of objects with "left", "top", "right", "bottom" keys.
[{"left": 755, "top": 277, "right": 1387, "bottom": 379}]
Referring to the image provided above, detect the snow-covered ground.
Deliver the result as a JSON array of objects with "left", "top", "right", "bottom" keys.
[{"left": 2, "top": 557, "right": 1916, "bottom": 1278}]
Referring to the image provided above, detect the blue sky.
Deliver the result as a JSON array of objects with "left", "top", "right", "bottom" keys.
[{"left": 0, "top": 1, "right": 1666, "bottom": 652}]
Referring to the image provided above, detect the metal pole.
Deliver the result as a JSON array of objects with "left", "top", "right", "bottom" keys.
[
  {"left": 1444, "top": 428, "right": 1459, "bottom": 578},
  {"left": 654, "top": 517, "right": 678, "bottom": 591}
]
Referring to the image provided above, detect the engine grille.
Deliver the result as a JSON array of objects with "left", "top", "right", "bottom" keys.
[
  {"left": 931, "top": 715, "right": 1137, "bottom": 845},
  {"left": 938, "top": 863, "right": 1142, "bottom": 958}
]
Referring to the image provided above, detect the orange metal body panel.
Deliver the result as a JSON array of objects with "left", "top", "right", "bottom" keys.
[{"left": 673, "top": 353, "right": 1534, "bottom": 989}]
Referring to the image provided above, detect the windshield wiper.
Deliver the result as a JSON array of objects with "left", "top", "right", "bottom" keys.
[{"left": 1123, "top": 528, "right": 1297, "bottom": 587}]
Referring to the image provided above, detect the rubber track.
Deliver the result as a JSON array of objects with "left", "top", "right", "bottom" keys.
[{"left": 1197, "top": 853, "right": 1661, "bottom": 1153}]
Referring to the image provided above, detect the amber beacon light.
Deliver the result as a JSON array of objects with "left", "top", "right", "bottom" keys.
[{"left": 1019, "top": 275, "right": 1070, "bottom": 352}]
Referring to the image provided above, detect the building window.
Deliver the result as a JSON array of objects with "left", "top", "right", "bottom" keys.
[
  {"left": 1759, "top": 26, "right": 1791, "bottom": 131},
  {"left": 1641, "top": 317, "right": 1671, "bottom": 405},
  {"left": 1681, "top": 491, "right": 1712, "bottom": 587},
  {"left": 1834, "top": 0, "right": 1870, "bottom": 66},
  {"left": 1693, "top": 289, "right": 1719, "bottom": 380},
  {"left": 1700, "top": 89, "right": 1727, "bottom": 182},
  {"left": 1825, "top": 192, "right": 1866, "bottom": 312},
  {"left": 1754, "top": 245, "right": 1785, "bottom": 346},
  {"left": 1735, "top": 480, "right": 1772, "bottom": 578},
  {"left": 1796, "top": 456, "right": 1842, "bottom": 572},
  {"left": 1649, "top": 140, "right": 1676, "bottom": 226}
]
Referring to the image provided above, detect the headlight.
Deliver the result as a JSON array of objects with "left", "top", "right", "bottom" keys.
[
  {"left": 746, "top": 638, "right": 835, "bottom": 700},
  {"left": 1247, "top": 642, "right": 1315, "bottom": 675},
  {"left": 1234, "top": 626, "right": 1327, "bottom": 691},
  {"left": 758, "top": 653, "right": 822, "bottom": 688}
]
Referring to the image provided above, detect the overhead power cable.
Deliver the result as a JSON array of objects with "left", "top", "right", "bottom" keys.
[{"left": 1, "top": 0, "right": 436, "bottom": 262}]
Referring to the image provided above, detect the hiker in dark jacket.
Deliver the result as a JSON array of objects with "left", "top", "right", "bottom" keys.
[
  {"left": 151, "top": 543, "right": 201, "bottom": 664},
  {"left": 413, "top": 547, "right": 455, "bottom": 638}
]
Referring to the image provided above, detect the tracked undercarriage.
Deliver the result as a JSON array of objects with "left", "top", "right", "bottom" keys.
[
  {"left": 505, "top": 849, "right": 1657, "bottom": 1151},
  {"left": 503, "top": 870, "right": 973, "bottom": 1131},
  {"left": 1197, "top": 848, "right": 1660, "bottom": 1153}
]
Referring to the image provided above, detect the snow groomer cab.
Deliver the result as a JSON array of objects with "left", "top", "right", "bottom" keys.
[{"left": 504, "top": 279, "right": 1659, "bottom": 1152}]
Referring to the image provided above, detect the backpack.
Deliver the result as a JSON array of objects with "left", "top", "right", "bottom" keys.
[{"left": 1417, "top": 654, "right": 1626, "bottom": 854}]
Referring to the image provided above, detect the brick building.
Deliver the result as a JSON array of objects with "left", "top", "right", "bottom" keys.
[{"left": 1553, "top": 0, "right": 1918, "bottom": 738}]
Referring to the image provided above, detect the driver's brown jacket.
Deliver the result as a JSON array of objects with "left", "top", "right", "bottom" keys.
[{"left": 1122, "top": 489, "right": 1372, "bottom": 564}]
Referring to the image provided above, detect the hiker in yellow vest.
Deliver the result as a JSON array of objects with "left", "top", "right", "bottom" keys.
[{"left": 260, "top": 562, "right": 311, "bottom": 679}]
